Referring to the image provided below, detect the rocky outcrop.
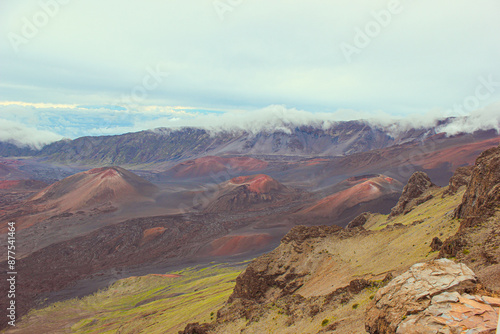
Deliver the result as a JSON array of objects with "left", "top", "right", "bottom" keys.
[
  {"left": 365, "top": 258, "right": 499, "bottom": 334},
  {"left": 440, "top": 144, "right": 500, "bottom": 292},
  {"left": 208, "top": 224, "right": 371, "bottom": 328},
  {"left": 443, "top": 165, "right": 473, "bottom": 196},
  {"left": 226, "top": 225, "right": 344, "bottom": 304},
  {"left": 281, "top": 225, "right": 343, "bottom": 245},
  {"left": 430, "top": 236, "right": 443, "bottom": 252},
  {"left": 455, "top": 145, "right": 500, "bottom": 222},
  {"left": 346, "top": 212, "right": 371, "bottom": 229},
  {"left": 388, "top": 171, "right": 438, "bottom": 218},
  {"left": 178, "top": 322, "right": 213, "bottom": 334}
]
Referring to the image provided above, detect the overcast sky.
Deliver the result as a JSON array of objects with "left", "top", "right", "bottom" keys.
[{"left": 0, "top": 0, "right": 499, "bottom": 147}]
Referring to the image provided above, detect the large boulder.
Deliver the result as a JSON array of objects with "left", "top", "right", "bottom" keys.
[
  {"left": 388, "top": 171, "right": 437, "bottom": 218},
  {"left": 365, "top": 258, "right": 499, "bottom": 334}
]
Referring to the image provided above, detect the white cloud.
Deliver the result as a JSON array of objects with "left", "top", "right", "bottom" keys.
[
  {"left": 0, "top": 119, "right": 63, "bottom": 149},
  {"left": 437, "top": 103, "right": 500, "bottom": 136}
]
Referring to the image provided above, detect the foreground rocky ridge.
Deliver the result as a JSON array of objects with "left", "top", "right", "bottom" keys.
[{"left": 181, "top": 145, "right": 500, "bottom": 334}]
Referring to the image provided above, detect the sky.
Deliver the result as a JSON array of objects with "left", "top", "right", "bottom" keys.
[{"left": 0, "top": 0, "right": 499, "bottom": 147}]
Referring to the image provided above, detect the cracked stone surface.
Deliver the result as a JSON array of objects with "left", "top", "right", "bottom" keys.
[{"left": 365, "top": 258, "right": 499, "bottom": 334}]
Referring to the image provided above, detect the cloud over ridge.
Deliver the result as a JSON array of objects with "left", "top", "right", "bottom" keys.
[{"left": 0, "top": 103, "right": 498, "bottom": 149}]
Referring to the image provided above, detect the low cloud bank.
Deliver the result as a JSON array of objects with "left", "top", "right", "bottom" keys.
[
  {"left": 436, "top": 103, "right": 500, "bottom": 135},
  {"left": 0, "top": 119, "right": 63, "bottom": 149},
  {"left": 149, "top": 104, "right": 500, "bottom": 137}
]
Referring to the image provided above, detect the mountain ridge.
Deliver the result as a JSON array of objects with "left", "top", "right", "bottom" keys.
[{"left": 0, "top": 121, "right": 460, "bottom": 165}]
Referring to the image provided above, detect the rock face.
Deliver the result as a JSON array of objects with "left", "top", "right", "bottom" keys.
[
  {"left": 440, "top": 144, "right": 500, "bottom": 292},
  {"left": 430, "top": 236, "right": 443, "bottom": 252},
  {"left": 178, "top": 322, "right": 213, "bottom": 334},
  {"left": 443, "top": 165, "right": 473, "bottom": 196},
  {"left": 346, "top": 212, "right": 371, "bottom": 229},
  {"left": 228, "top": 225, "right": 343, "bottom": 304},
  {"left": 388, "top": 171, "right": 437, "bottom": 218},
  {"left": 455, "top": 145, "right": 500, "bottom": 221},
  {"left": 365, "top": 258, "right": 499, "bottom": 334}
]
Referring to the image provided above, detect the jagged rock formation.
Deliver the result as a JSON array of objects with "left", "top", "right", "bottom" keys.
[
  {"left": 430, "top": 237, "right": 443, "bottom": 252},
  {"left": 179, "top": 323, "right": 212, "bottom": 334},
  {"left": 455, "top": 145, "right": 500, "bottom": 221},
  {"left": 443, "top": 165, "right": 473, "bottom": 196},
  {"left": 388, "top": 171, "right": 438, "bottom": 218},
  {"left": 179, "top": 225, "right": 380, "bottom": 333},
  {"left": 346, "top": 212, "right": 371, "bottom": 229},
  {"left": 229, "top": 225, "right": 343, "bottom": 304},
  {"left": 441, "top": 144, "right": 500, "bottom": 292},
  {"left": 365, "top": 259, "right": 499, "bottom": 334}
]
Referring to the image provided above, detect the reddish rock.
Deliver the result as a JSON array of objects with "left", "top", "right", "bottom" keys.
[
  {"left": 178, "top": 322, "right": 213, "bottom": 334},
  {"left": 204, "top": 174, "right": 299, "bottom": 213},
  {"left": 299, "top": 174, "right": 401, "bottom": 219}
]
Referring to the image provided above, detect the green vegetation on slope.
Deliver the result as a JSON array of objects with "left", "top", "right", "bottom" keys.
[{"left": 5, "top": 263, "right": 245, "bottom": 334}]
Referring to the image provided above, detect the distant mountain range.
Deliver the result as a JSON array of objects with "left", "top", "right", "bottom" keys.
[{"left": 0, "top": 120, "right": 455, "bottom": 165}]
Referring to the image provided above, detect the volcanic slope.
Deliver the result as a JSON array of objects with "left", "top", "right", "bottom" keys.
[
  {"left": 163, "top": 156, "right": 268, "bottom": 178},
  {"left": 295, "top": 174, "right": 402, "bottom": 226},
  {"left": 204, "top": 174, "right": 302, "bottom": 213},
  {"left": 0, "top": 166, "right": 159, "bottom": 232},
  {"left": 0, "top": 161, "right": 29, "bottom": 180},
  {"left": 2, "top": 264, "right": 246, "bottom": 334}
]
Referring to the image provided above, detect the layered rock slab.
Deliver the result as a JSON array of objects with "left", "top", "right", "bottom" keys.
[{"left": 365, "top": 258, "right": 499, "bottom": 334}]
